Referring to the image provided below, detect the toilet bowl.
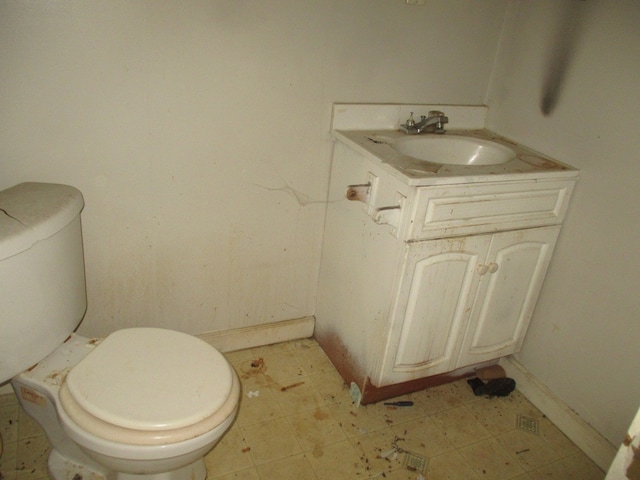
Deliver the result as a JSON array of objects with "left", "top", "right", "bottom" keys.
[
  {"left": 0, "top": 183, "right": 240, "bottom": 479},
  {"left": 12, "top": 328, "right": 240, "bottom": 480}
]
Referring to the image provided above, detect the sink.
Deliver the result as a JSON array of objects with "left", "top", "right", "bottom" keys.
[
  {"left": 392, "top": 135, "right": 517, "bottom": 166},
  {"left": 334, "top": 129, "right": 575, "bottom": 185}
]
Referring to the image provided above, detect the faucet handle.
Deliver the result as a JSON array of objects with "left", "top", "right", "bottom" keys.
[
  {"left": 428, "top": 110, "right": 445, "bottom": 117},
  {"left": 405, "top": 112, "right": 416, "bottom": 127}
]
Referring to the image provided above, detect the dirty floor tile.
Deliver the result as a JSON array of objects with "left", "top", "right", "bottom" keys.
[{"left": 0, "top": 338, "right": 605, "bottom": 480}]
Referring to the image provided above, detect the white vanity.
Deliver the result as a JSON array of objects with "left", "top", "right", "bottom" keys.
[{"left": 315, "top": 104, "right": 578, "bottom": 403}]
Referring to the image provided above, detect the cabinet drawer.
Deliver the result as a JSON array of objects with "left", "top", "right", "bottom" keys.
[{"left": 408, "top": 179, "right": 575, "bottom": 240}]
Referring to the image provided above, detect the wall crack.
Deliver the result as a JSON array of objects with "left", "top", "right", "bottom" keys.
[{"left": 254, "top": 180, "right": 334, "bottom": 207}]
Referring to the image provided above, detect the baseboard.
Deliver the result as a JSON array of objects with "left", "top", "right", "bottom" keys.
[
  {"left": 0, "top": 318, "right": 314, "bottom": 395},
  {"left": 500, "top": 355, "right": 616, "bottom": 472},
  {"left": 197, "top": 316, "right": 315, "bottom": 353},
  {"left": 0, "top": 318, "right": 314, "bottom": 396}
]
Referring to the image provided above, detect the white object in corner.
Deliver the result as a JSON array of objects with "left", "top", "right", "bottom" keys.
[{"left": 605, "top": 404, "right": 640, "bottom": 479}]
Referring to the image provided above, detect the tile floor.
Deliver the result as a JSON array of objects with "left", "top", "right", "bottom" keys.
[{"left": 0, "top": 338, "right": 605, "bottom": 480}]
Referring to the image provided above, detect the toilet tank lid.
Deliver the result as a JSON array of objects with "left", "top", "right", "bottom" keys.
[{"left": 0, "top": 182, "right": 84, "bottom": 261}]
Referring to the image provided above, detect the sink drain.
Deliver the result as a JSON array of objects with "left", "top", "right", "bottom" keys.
[{"left": 516, "top": 414, "right": 539, "bottom": 435}]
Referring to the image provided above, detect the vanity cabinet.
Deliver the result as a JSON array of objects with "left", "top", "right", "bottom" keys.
[
  {"left": 378, "top": 225, "right": 559, "bottom": 385},
  {"left": 315, "top": 134, "right": 577, "bottom": 402}
]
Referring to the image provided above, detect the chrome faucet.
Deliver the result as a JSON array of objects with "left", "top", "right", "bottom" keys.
[{"left": 400, "top": 110, "right": 448, "bottom": 135}]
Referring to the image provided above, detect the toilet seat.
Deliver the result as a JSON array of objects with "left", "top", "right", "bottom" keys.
[{"left": 59, "top": 328, "right": 239, "bottom": 446}]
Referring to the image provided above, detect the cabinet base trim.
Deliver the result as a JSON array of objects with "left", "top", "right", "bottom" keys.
[
  {"left": 359, "top": 361, "right": 497, "bottom": 405},
  {"left": 314, "top": 329, "right": 497, "bottom": 405}
]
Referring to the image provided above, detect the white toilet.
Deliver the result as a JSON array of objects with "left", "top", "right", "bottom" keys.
[{"left": 0, "top": 182, "right": 240, "bottom": 480}]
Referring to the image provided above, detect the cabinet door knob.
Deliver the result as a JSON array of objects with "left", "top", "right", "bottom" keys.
[
  {"left": 488, "top": 262, "right": 499, "bottom": 273},
  {"left": 477, "top": 264, "right": 489, "bottom": 276}
]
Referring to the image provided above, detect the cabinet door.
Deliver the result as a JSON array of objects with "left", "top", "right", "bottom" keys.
[
  {"left": 376, "top": 235, "right": 488, "bottom": 385},
  {"left": 456, "top": 226, "right": 560, "bottom": 368}
]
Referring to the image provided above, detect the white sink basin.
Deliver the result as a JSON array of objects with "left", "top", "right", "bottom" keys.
[{"left": 392, "top": 135, "right": 517, "bottom": 166}]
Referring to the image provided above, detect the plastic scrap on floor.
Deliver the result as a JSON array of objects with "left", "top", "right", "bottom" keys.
[
  {"left": 365, "top": 473, "right": 385, "bottom": 479},
  {"left": 246, "top": 390, "right": 260, "bottom": 398},
  {"left": 350, "top": 382, "right": 362, "bottom": 407},
  {"left": 376, "top": 437, "right": 427, "bottom": 476},
  {"left": 467, "top": 377, "right": 516, "bottom": 397},
  {"left": 404, "top": 451, "right": 427, "bottom": 473},
  {"left": 517, "top": 414, "right": 540, "bottom": 435},
  {"left": 379, "top": 448, "right": 399, "bottom": 461}
]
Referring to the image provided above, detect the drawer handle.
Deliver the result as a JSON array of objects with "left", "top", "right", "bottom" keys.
[
  {"left": 488, "top": 262, "right": 499, "bottom": 273},
  {"left": 373, "top": 205, "right": 401, "bottom": 226}
]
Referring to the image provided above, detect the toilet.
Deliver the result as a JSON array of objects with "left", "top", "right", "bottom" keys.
[{"left": 0, "top": 183, "right": 240, "bottom": 480}]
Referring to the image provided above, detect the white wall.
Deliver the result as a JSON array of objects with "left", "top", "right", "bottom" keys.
[
  {"left": 486, "top": 0, "right": 640, "bottom": 445},
  {"left": 3, "top": 0, "right": 637, "bottom": 452},
  {"left": 0, "top": 1, "right": 507, "bottom": 337}
]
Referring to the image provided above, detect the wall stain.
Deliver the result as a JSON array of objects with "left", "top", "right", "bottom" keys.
[{"left": 540, "top": 0, "right": 589, "bottom": 116}]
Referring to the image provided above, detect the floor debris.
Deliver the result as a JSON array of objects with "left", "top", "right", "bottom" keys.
[
  {"left": 403, "top": 451, "right": 427, "bottom": 474},
  {"left": 250, "top": 358, "right": 265, "bottom": 369},
  {"left": 280, "top": 381, "right": 305, "bottom": 392},
  {"left": 467, "top": 376, "right": 516, "bottom": 397},
  {"left": 383, "top": 401, "right": 413, "bottom": 407},
  {"left": 379, "top": 448, "right": 397, "bottom": 459},
  {"left": 240, "top": 357, "right": 268, "bottom": 380},
  {"left": 375, "top": 437, "right": 427, "bottom": 474}
]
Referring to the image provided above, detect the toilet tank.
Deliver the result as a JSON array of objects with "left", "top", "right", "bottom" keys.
[{"left": 0, "top": 182, "right": 87, "bottom": 383}]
